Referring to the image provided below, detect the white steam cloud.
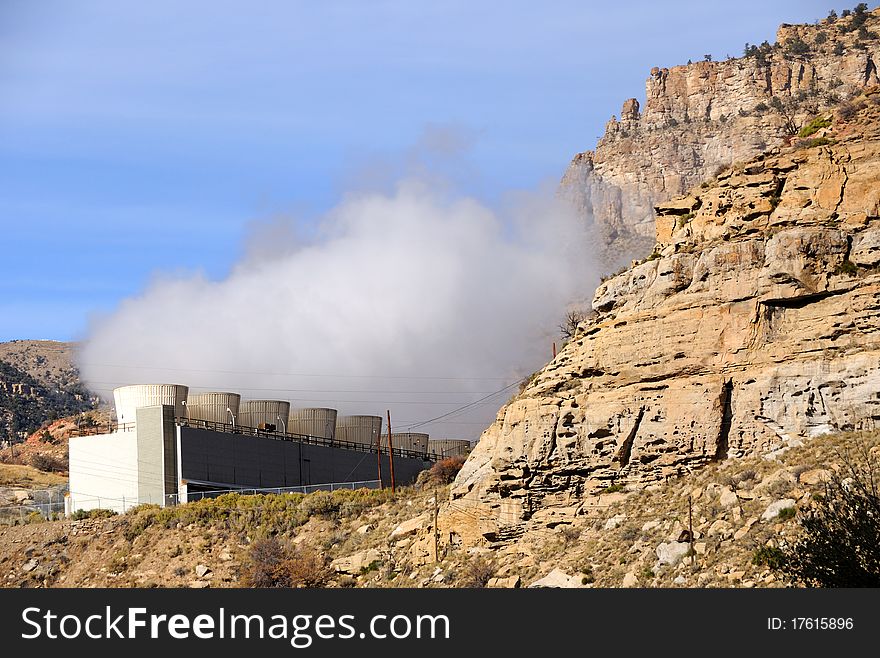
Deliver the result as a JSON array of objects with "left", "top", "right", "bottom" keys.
[{"left": 79, "top": 153, "right": 597, "bottom": 440}]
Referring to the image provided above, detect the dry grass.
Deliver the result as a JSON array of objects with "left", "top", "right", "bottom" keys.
[{"left": 0, "top": 462, "right": 67, "bottom": 487}]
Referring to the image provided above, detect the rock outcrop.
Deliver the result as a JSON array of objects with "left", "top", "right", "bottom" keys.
[
  {"left": 561, "top": 8, "right": 880, "bottom": 269},
  {"left": 448, "top": 91, "right": 880, "bottom": 546}
]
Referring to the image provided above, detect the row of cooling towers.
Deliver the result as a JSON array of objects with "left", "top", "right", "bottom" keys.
[{"left": 112, "top": 384, "right": 471, "bottom": 458}]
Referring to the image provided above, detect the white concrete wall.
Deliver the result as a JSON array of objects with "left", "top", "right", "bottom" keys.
[{"left": 68, "top": 431, "right": 143, "bottom": 513}]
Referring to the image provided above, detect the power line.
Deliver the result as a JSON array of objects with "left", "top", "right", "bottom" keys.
[{"left": 403, "top": 378, "right": 525, "bottom": 431}]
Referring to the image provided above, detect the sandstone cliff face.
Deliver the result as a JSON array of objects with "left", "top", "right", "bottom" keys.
[
  {"left": 448, "top": 93, "right": 880, "bottom": 546},
  {"left": 562, "top": 8, "right": 880, "bottom": 269}
]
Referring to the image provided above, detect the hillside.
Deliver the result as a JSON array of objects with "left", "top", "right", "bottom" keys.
[
  {"left": 0, "top": 429, "right": 873, "bottom": 588},
  {"left": 448, "top": 89, "right": 880, "bottom": 548},
  {"left": 562, "top": 5, "right": 880, "bottom": 269},
  {"left": 0, "top": 340, "right": 96, "bottom": 444}
]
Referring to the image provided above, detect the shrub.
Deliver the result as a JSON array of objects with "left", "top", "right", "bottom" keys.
[
  {"left": 28, "top": 453, "right": 66, "bottom": 472},
  {"left": 600, "top": 483, "right": 625, "bottom": 494},
  {"left": 560, "top": 525, "right": 581, "bottom": 544},
  {"left": 72, "top": 507, "right": 116, "bottom": 520},
  {"left": 424, "top": 456, "right": 466, "bottom": 486},
  {"left": 798, "top": 116, "right": 832, "bottom": 137},
  {"left": 559, "top": 309, "right": 589, "bottom": 341},
  {"left": 299, "top": 491, "right": 340, "bottom": 519},
  {"left": 835, "top": 260, "right": 859, "bottom": 276},
  {"left": 777, "top": 506, "right": 797, "bottom": 521},
  {"left": 754, "top": 102, "right": 769, "bottom": 113},
  {"left": 777, "top": 440, "right": 880, "bottom": 586},
  {"left": 26, "top": 511, "right": 45, "bottom": 524},
  {"left": 458, "top": 555, "right": 495, "bottom": 588},
  {"left": 837, "top": 101, "right": 859, "bottom": 121},
  {"left": 796, "top": 137, "right": 834, "bottom": 149},
  {"left": 239, "top": 537, "right": 330, "bottom": 588},
  {"left": 752, "top": 546, "right": 786, "bottom": 569},
  {"left": 785, "top": 37, "right": 811, "bottom": 56}
]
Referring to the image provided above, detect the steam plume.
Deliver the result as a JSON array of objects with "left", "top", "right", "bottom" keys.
[{"left": 79, "top": 159, "right": 597, "bottom": 439}]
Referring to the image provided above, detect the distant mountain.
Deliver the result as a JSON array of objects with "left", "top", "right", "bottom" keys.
[{"left": 0, "top": 340, "right": 96, "bottom": 442}]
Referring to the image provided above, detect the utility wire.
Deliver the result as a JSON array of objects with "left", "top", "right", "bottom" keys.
[{"left": 402, "top": 378, "right": 525, "bottom": 431}]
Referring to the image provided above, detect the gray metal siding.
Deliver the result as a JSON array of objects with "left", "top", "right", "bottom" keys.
[
  {"left": 179, "top": 426, "right": 429, "bottom": 488},
  {"left": 135, "top": 406, "right": 167, "bottom": 504}
]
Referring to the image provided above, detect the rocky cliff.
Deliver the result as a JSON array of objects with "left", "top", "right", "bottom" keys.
[
  {"left": 562, "top": 7, "right": 880, "bottom": 269},
  {"left": 448, "top": 89, "right": 880, "bottom": 546}
]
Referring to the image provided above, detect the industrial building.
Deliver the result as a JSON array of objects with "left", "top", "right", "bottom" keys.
[{"left": 66, "top": 384, "right": 465, "bottom": 514}]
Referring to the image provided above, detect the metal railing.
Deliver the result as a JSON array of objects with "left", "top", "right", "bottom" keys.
[
  {"left": 176, "top": 416, "right": 437, "bottom": 461},
  {"left": 69, "top": 422, "right": 135, "bottom": 436},
  {"left": 68, "top": 415, "right": 439, "bottom": 461}
]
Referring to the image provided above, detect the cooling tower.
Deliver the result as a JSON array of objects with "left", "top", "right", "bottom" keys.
[
  {"left": 390, "top": 432, "right": 429, "bottom": 454},
  {"left": 288, "top": 407, "right": 337, "bottom": 440},
  {"left": 113, "top": 384, "right": 188, "bottom": 426},
  {"left": 186, "top": 391, "right": 241, "bottom": 424},
  {"left": 238, "top": 400, "right": 291, "bottom": 430},
  {"left": 428, "top": 439, "right": 472, "bottom": 458},
  {"left": 335, "top": 415, "right": 383, "bottom": 447}
]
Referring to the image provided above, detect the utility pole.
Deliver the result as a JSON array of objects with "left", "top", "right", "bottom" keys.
[
  {"left": 386, "top": 410, "right": 396, "bottom": 493},
  {"left": 433, "top": 487, "right": 440, "bottom": 563},
  {"left": 688, "top": 494, "right": 695, "bottom": 567},
  {"left": 376, "top": 425, "right": 383, "bottom": 489}
]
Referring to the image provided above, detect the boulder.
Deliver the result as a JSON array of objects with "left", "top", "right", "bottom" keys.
[
  {"left": 390, "top": 514, "right": 427, "bottom": 539},
  {"left": 195, "top": 564, "right": 212, "bottom": 578},
  {"left": 656, "top": 541, "right": 691, "bottom": 566},
  {"left": 487, "top": 575, "right": 521, "bottom": 588},
  {"left": 762, "top": 499, "right": 796, "bottom": 521},
  {"left": 798, "top": 469, "right": 831, "bottom": 486},
  {"left": 719, "top": 487, "right": 739, "bottom": 508},
  {"left": 528, "top": 569, "right": 582, "bottom": 588},
  {"left": 331, "top": 549, "right": 382, "bottom": 575},
  {"left": 603, "top": 514, "right": 626, "bottom": 530}
]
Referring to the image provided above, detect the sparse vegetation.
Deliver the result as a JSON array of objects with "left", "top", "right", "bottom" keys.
[
  {"left": 420, "top": 456, "right": 466, "bottom": 486},
  {"left": 239, "top": 537, "right": 331, "bottom": 588},
  {"left": 559, "top": 309, "right": 589, "bottom": 341},
  {"left": 784, "top": 36, "right": 811, "bottom": 56},
  {"left": 458, "top": 555, "right": 495, "bottom": 588},
  {"left": 71, "top": 508, "right": 116, "bottom": 521},
  {"left": 796, "top": 137, "right": 835, "bottom": 149},
  {"left": 798, "top": 115, "right": 831, "bottom": 138},
  {"left": 835, "top": 259, "right": 859, "bottom": 276},
  {"left": 776, "top": 506, "right": 797, "bottom": 521},
  {"left": 776, "top": 438, "right": 880, "bottom": 587},
  {"left": 27, "top": 453, "right": 66, "bottom": 473},
  {"left": 752, "top": 546, "right": 785, "bottom": 569}
]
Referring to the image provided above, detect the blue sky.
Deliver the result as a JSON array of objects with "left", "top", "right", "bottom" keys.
[{"left": 1, "top": 0, "right": 837, "bottom": 342}]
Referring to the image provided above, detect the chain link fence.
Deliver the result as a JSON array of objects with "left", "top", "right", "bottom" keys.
[{"left": 0, "top": 479, "right": 382, "bottom": 520}]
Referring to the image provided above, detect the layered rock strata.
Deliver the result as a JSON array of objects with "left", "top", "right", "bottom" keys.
[
  {"left": 562, "top": 8, "right": 880, "bottom": 268},
  {"left": 449, "top": 94, "right": 880, "bottom": 546}
]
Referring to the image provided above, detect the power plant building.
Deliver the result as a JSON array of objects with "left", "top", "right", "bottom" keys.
[{"left": 67, "top": 385, "right": 435, "bottom": 514}]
